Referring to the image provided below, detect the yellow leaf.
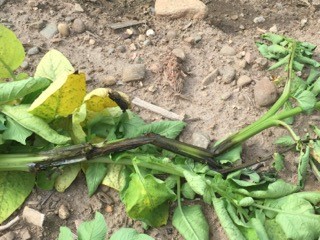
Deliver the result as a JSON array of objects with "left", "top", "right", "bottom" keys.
[
  {"left": 84, "top": 88, "right": 130, "bottom": 112},
  {"left": 29, "top": 72, "right": 86, "bottom": 120}
]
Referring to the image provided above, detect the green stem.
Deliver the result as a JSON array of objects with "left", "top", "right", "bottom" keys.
[{"left": 275, "top": 120, "right": 300, "bottom": 142}]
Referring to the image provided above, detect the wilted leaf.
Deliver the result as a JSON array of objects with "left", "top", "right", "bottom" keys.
[
  {"left": 78, "top": 212, "right": 107, "bottom": 240},
  {"left": 181, "top": 182, "right": 196, "bottom": 199},
  {"left": 102, "top": 164, "right": 127, "bottom": 191},
  {"left": 272, "top": 153, "right": 285, "bottom": 172},
  {"left": 294, "top": 90, "right": 316, "bottom": 111},
  {"left": 1, "top": 104, "right": 70, "bottom": 144},
  {"left": 0, "top": 172, "right": 35, "bottom": 224},
  {"left": 0, "top": 24, "right": 25, "bottom": 78},
  {"left": 29, "top": 72, "right": 86, "bottom": 121},
  {"left": 298, "top": 147, "right": 310, "bottom": 188},
  {"left": 173, "top": 205, "right": 209, "bottom": 240},
  {"left": 72, "top": 104, "right": 87, "bottom": 144},
  {"left": 34, "top": 49, "right": 74, "bottom": 81},
  {"left": 55, "top": 164, "right": 81, "bottom": 192},
  {"left": 85, "top": 163, "right": 108, "bottom": 196},
  {"left": 122, "top": 173, "right": 176, "bottom": 227}
]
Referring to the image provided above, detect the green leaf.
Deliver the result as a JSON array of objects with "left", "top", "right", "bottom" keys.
[
  {"left": 0, "top": 77, "right": 51, "bottom": 104},
  {"left": 298, "top": 147, "right": 310, "bottom": 188},
  {"left": 118, "top": 111, "right": 145, "bottom": 138},
  {"left": 55, "top": 164, "right": 81, "bottom": 192},
  {"left": 110, "top": 228, "right": 154, "bottom": 240},
  {"left": 181, "top": 182, "right": 196, "bottom": 199},
  {"left": 78, "top": 212, "right": 107, "bottom": 240},
  {"left": 0, "top": 113, "right": 5, "bottom": 131},
  {"left": 0, "top": 172, "right": 35, "bottom": 224},
  {"left": 0, "top": 24, "right": 25, "bottom": 78},
  {"left": 215, "top": 145, "right": 242, "bottom": 164},
  {"left": 183, "top": 170, "right": 207, "bottom": 196},
  {"left": 36, "top": 170, "right": 59, "bottom": 190},
  {"left": 139, "top": 121, "right": 186, "bottom": 139},
  {"left": 102, "top": 163, "right": 128, "bottom": 191},
  {"left": 211, "top": 196, "right": 246, "bottom": 240},
  {"left": 262, "top": 33, "right": 284, "bottom": 44},
  {"left": 272, "top": 153, "right": 285, "bottom": 172},
  {"left": 294, "top": 90, "right": 316, "bottom": 111},
  {"left": 58, "top": 227, "right": 74, "bottom": 240},
  {"left": 249, "top": 215, "right": 269, "bottom": 240},
  {"left": 1, "top": 104, "right": 70, "bottom": 144},
  {"left": 122, "top": 173, "right": 176, "bottom": 227},
  {"left": 85, "top": 163, "right": 108, "bottom": 196},
  {"left": 274, "top": 135, "right": 295, "bottom": 147},
  {"left": 72, "top": 104, "right": 87, "bottom": 144},
  {"left": 2, "top": 117, "right": 32, "bottom": 144},
  {"left": 34, "top": 49, "right": 74, "bottom": 81},
  {"left": 264, "top": 192, "right": 320, "bottom": 240},
  {"left": 173, "top": 205, "right": 209, "bottom": 240},
  {"left": 265, "top": 219, "right": 286, "bottom": 240}
]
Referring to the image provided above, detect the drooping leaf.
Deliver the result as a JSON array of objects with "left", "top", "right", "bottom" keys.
[
  {"left": 0, "top": 171, "right": 35, "bottom": 224},
  {"left": 297, "top": 147, "right": 310, "bottom": 188},
  {"left": 85, "top": 163, "right": 108, "bottom": 196},
  {"left": 181, "top": 182, "right": 196, "bottom": 199},
  {"left": 272, "top": 153, "right": 285, "bottom": 172},
  {"left": 34, "top": 49, "right": 74, "bottom": 81},
  {"left": 118, "top": 111, "right": 145, "bottom": 138},
  {"left": 2, "top": 117, "right": 32, "bottom": 144},
  {"left": 172, "top": 205, "right": 209, "bottom": 240},
  {"left": 0, "top": 77, "right": 50, "bottom": 103},
  {"left": 183, "top": 170, "right": 207, "bottom": 196},
  {"left": 102, "top": 163, "right": 127, "bottom": 191},
  {"left": 293, "top": 90, "right": 316, "bottom": 111},
  {"left": 0, "top": 114, "right": 5, "bottom": 131},
  {"left": 274, "top": 135, "right": 295, "bottom": 147},
  {"left": 1, "top": 104, "right": 70, "bottom": 144},
  {"left": 138, "top": 121, "right": 186, "bottom": 139},
  {"left": 122, "top": 173, "right": 176, "bottom": 227},
  {"left": 78, "top": 212, "right": 107, "bottom": 240},
  {"left": 215, "top": 145, "right": 242, "bottom": 164},
  {"left": 71, "top": 104, "right": 87, "bottom": 144},
  {"left": 55, "top": 164, "right": 81, "bottom": 192},
  {"left": 0, "top": 24, "right": 25, "bottom": 78},
  {"left": 110, "top": 228, "right": 154, "bottom": 240},
  {"left": 264, "top": 219, "right": 287, "bottom": 240},
  {"left": 29, "top": 72, "right": 86, "bottom": 121},
  {"left": 58, "top": 227, "right": 74, "bottom": 240}
]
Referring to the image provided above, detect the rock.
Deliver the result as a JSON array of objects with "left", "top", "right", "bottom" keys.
[
  {"left": 221, "top": 92, "right": 232, "bottom": 101},
  {"left": 89, "top": 39, "right": 95, "bottom": 45},
  {"left": 146, "top": 29, "right": 155, "bottom": 37},
  {"left": 237, "top": 59, "right": 247, "bottom": 69},
  {"left": 40, "top": 23, "right": 58, "bottom": 39},
  {"left": 116, "top": 45, "right": 126, "bottom": 53},
  {"left": 0, "top": 232, "right": 15, "bottom": 240},
  {"left": 22, "top": 206, "right": 45, "bottom": 227},
  {"left": 219, "top": 66, "right": 236, "bottom": 83},
  {"left": 103, "top": 76, "right": 117, "bottom": 86},
  {"left": 20, "top": 229, "right": 31, "bottom": 240},
  {"left": 57, "top": 23, "right": 70, "bottom": 37},
  {"left": 138, "top": 34, "right": 146, "bottom": 41},
  {"left": 21, "top": 61, "right": 29, "bottom": 70},
  {"left": 269, "top": 24, "right": 278, "bottom": 33},
  {"left": 129, "top": 43, "right": 137, "bottom": 51},
  {"left": 72, "top": 18, "right": 86, "bottom": 34},
  {"left": 237, "top": 75, "right": 252, "bottom": 87},
  {"left": 27, "top": 47, "right": 39, "bottom": 55},
  {"left": 254, "top": 77, "right": 278, "bottom": 107},
  {"left": 192, "top": 132, "right": 210, "bottom": 148},
  {"left": 126, "top": 28, "right": 134, "bottom": 36},
  {"left": 74, "top": 3, "right": 84, "bottom": 12},
  {"left": 166, "top": 30, "right": 177, "bottom": 39},
  {"left": 123, "top": 64, "right": 146, "bottom": 82},
  {"left": 172, "top": 48, "right": 186, "bottom": 61},
  {"left": 58, "top": 204, "right": 70, "bottom": 220},
  {"left": 244, "top": 52, "right": 253, "bottom": 64},
  {"left": 184, "top": 36, "right": 195, "bottom": 44},
  {"left": 0, "top": 0, "right": 6, "bottom": 6},
  {"left": 194, "top": 35, "right": 202, "bottom": 43},
  {"left": 255, "top": 57, "right": 268, "bottom": 68},
  {"left": 253, "top": 16, "right": 265, "bottom": 23},
  {"left": 202, "top": 69, "right": 219, "bottom": 86},
  {"left": 143, "top": 40, "right": 151, "bottom": 46},
  {"left": 155, "top": 0, "right": 207, "bottom": 19},
  {"left": 301, "top": 19, "right": 308, "bottom": 28},
  {"left": 220, "top": 45, "right": 236, "bottom": 56},
  {"left": 105, "top": 205, "right": 113, "bottom": 213},
  {"left": 29, "top": 20, "right": 46, "bottom": 30}
]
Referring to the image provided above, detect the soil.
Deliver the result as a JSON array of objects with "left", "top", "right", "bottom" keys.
[{"left": 1, "top": 0, "right": 320, "bottom": 239}]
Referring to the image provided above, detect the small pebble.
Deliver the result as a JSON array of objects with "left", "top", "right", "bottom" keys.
[
  {"left": 72, "top": 18, "right": 86, "bottom": 34},
  {"left": 40, "top": 23, "right": 58, "bottom": 39},
  {"left": 74, "top": 3, "right": 84, "bottom": 12},
  {"left": 239, "top": 25, "right": 245, "bottom": 30},
  {"left": 219, "top": 65, "right": 236, "bottom": 83},
  {"left": 254, "top": 77, "right": 278, "bottom": 107},
  {"left": 103, "top": 75, "right": 117, "bottom": 86},
  {"left": 22, "top": 206, "right": 45, "bottom": 227},
  {"left": 27, "top": 47, "right": 39, "bottom": 55},
  {"left": 244, "top": 52, "right": 253, "bottom": 64},
  {"left": 148, "top": 85, "right": 157, "bottom": 93},
  {"left": 194, "top": 35, "right": 202, "bottom": 43},
  {"left": 19, "top": 229, "right": 31, "bottom": 240},
  {"left": 143, "top": 39, "right": 151, "bottom": 46},
  {"left": 220, "top": 45, "right": 236, "bottom": 56},
  {"left": 89, "top": 39, "right": 95, "bottom": 45},
  {"left": 0, "top": 232, "right": 15, "bottom": 240},
  {"left": 231, "top": 14, "right": 238, "bottom": 20},
  {"left": 129, "top": 43, "right": 137, "bottom": 51},
  {"left": 237, "top": 59, "right": 247, "bottom": 69},
  {"left": 192, "top": 132, "right": 210, "bottom": 149},
  {"left": 301, "top": 19, "right": 308, "bottom": 28},
  {"left": 221, "top": 92, "right": 232, "bottom": 101},
  {"left": 58, "top": 204, "right": 70, "bottom": 220},
  {"left": 172, "top": 48, "right": 186, "bottom": 61},
  {"left": 184, "top": 36, "right": 195, "bottom": 44},
  {"left": 57, "top": 23, "right": 70, "bottom": 37},
  {"left": 269, "top": 24, "right": 278, "bottom": 33},
  {"left": 253, "top": 16, "right": 265, "bottom": 23},
  {"left": 138, "top": 34, "right": 146, "bottom": 41},
  {"left": 166, "top": 30, "right": 177, "bottom": 39},
  {"left": 122, "top": 64, "right": 146, "bottom": 82},
  {"left": 126, "top": 28, "right": 134, "bottom": 36},
  {"left": 237, "top": 75, "right": 252, "bottom": 87},
  {"left": 21, "top": 61, "right": 29, "bottom": 70},
  {"left": 146, "top": 29, "right": 155, "bottom": 37},
  {"left": 105, "top": 205, "right": 113, "bottom": 213}
]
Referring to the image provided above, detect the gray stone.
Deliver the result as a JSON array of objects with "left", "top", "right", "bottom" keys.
[
  {"left": 237, "top": 75, "right": 252, "bottom": 87},
  {"left": 122, "top": 64, "right": 146, "bottom": 82},
  {"left": 57, "top": 23, "right": 70, "bottom": 37},
  {"left": 74, "top": 3, "right": 84, "bottom": 12},
  {"left": 58, "top": 204, "right": 70, "bottom": 220},
  {"left": 40, "top": 23, "right": 58, "bottom": 39},
  {"left": 22, "top": 206, "right": 45, "bottom": 227},
  {"left": 146, "top": 29, "right": 155, "bottom": 37},
  {"left": 27, "top": 47, "right": 39, "bottom": 55},
  {"left": 0, "top": 232, "right": 15, "bottom": 240},
  {"left": 21, "top": 61, "right": 29, "bottom": 70},
  {"left": 253, "top": 16, "right": 265, "bottom": 23},
  {"left": 155, "top": 0, "right": 208, "bottom": 19},
  {"left": 219, "top": 66, "right": 236, "bottom": 83},
  {"left": 143, "top": 39, "right": 151, "bottom": 46},
  {"left": 194, "top": 35, "right": 202, "bottom": 43},
  {"left": 103, "top": 76, "right": 117, "bottom": 86},
  {"left": 202, "top": 69, "right": 219, "bottom": 86},
  {"left": 254, "top": 77, "right": 278, "bottom": 107},
  {"left": 192, "top": 132, "right": 210, "bottom": 148},
  {"left": 72, "top": 18, "right": 86, "bottom": 34},
  {"left": 220, "top": 45, "right": 236, "bottom": 56},
  {"left": 20, "top": 229, "right": 31, "bottom": 240},
  {"left": 172, "top": 48, "right": 186, "bottom": 61}
]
